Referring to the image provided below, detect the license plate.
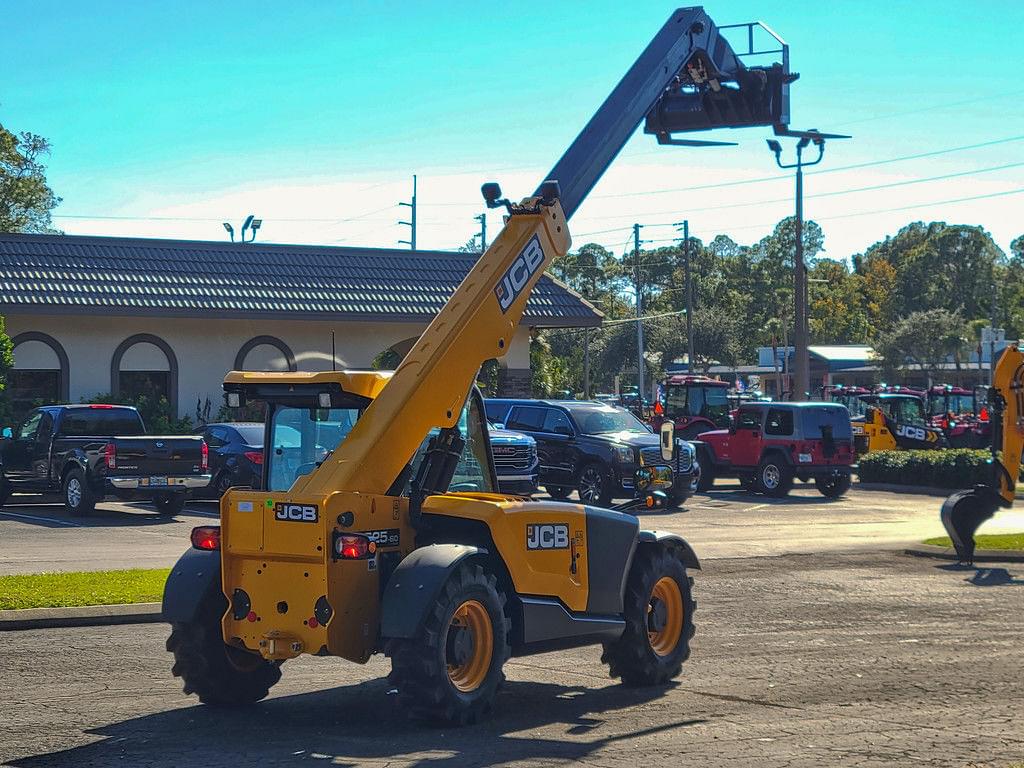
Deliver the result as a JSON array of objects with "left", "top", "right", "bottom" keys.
[
  {"left": 798, "top": 453, "right": 813, "bottom": 463},
  {"left": 148, "top": 476, "right": 168, "bottom": 487}
]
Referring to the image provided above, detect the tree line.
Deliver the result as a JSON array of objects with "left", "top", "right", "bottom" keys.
[{"left": 533, "top": 218, "right": 1024, "bottom": 396}]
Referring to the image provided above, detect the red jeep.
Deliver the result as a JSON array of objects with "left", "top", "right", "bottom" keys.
[{"left": 693, "top": 402, "right": 854, "bottom": 498}]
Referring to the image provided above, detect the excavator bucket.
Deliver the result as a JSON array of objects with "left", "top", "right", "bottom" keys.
[{"left": 940, "top": 487, "right": 1001, "bottom": 564}]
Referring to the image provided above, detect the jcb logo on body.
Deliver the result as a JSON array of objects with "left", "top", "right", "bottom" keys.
[
  {"left": 495, "top": 235, "right": 545, "bottom": 313},
  {"left": 527, "top": 523, "right": 569, "bottom": 550},
  {"left": 274, "top": 503, "right": 319, "bottom": 523},
  {"left": 895, "top": 425, "right": 937, "bottom": 443}
]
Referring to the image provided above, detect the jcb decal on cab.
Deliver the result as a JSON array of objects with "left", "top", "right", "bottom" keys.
[
  {"left": 495, "top": 235, "right": 545, "bottom": 313},
  {"left": 895, "top": 424, "right": 937, "bottom": 442},
  {"left": 527, "top": 523, "right": 569, "bottom": 550},
  {"left": 274, "top": 503, "right": 319, "bottom": 522}
]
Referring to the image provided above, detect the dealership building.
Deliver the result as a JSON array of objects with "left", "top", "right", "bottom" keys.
[{"left": 0, "top": 233, "right": 600, "bottom": 420}]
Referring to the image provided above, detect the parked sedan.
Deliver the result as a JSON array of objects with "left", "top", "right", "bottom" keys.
[{"left": 193, "top": 422, "right": 265, "bottom": 497}]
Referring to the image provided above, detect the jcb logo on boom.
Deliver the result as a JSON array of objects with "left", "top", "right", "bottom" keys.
[
  {"left": 274, "top": 503, "right": 319, "bottom": 523},
  {"left": 527, "top": 523, "right": 569, "bottom": 550},
  {"left": 495, "top": 235, "right": 545, "bottom": 313}
]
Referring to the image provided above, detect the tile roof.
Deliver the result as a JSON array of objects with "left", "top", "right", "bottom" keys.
[{"left": 0, "top": 233, "right": 602, "bottom": 327}]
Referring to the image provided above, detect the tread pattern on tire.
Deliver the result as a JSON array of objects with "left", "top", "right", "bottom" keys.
[
  {"left": 64, "top": 467, "right": 96, "bottom": 516},
  {"left": 385, "top": 563, "right": 510, "bottom": 725},
  {"left": 167, "top": 604, "right": 281, "bottom": 706},
  {"left": 601, "top": 545, "right": 696, "bottom": 687}
]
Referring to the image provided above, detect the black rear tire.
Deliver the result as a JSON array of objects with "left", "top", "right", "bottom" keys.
[
  {"left": 602, "top": 546, "right": 695, "bottom": 686},
  {"left": 215, "top": 472, "right": 234, "bottom": 498},
  {"left": 167, "top": 596, "right": 281, "bottom": 706},
  {"left": 696, "top": 459, "right": 715, "bottom": 492},
  {"left": 63, "top": 467, "right": 96, "bottom": 516},
  {"left": 577, "top": 462, "right": 613, "bottom": 507},
  {"left": 754, "top": 457, "right": 793, "bottom": 497},
  {"left": 153, "top": 492, "right": 187, "bottom": 517},
  {"left": 546, "top": 485, "right": 572, "bottom": 500},
  {"left": 0, "top": 477, "right": 11, "bottom": 508},
  {"left": 815, "top": 473, "right": 852, "bottom": 499},
  {"left": 386, "top": 563, "right": 509, "bottom": 725}
]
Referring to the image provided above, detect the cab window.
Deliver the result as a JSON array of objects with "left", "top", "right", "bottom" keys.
[
  {"left": 17, "top": 411, "right": 43, "bottom": 441},
  {"left": 506, "top": 406, "right": 545, "bottom": 432},
  {"left": 266, "top": 407, "right": 360, "bottom": 492},
  {"left": 406, "top": 398, "right": 496, "bottom": 494},
  {"left": 764, "top": 408, "right": 793, "bottom": 436}
]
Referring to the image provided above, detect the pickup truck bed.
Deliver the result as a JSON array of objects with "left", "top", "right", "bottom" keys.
[{"left": 0, "top": 404, "right": 211, "bottom": 517}]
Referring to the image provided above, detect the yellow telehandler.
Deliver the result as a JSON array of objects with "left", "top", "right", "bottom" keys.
[{"left": 162, "top": 6, "right": 813, "bottom": 723}]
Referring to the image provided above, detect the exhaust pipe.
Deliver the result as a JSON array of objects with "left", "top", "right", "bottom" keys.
[{"left": 940, "top": 487, "right": 1002, "bottom": 564}]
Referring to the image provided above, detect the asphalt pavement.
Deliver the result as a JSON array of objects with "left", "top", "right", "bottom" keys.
[
  {"left": 3, "top": 482, "right": 1024, "bottom": 575},
  {"left": 2, "top": 552, "right": 1021, "bottom": 768}
]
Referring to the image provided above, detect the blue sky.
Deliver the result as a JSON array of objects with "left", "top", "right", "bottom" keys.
[{"left": 3, "top": 0, "right": 1023, "bottom": 260}]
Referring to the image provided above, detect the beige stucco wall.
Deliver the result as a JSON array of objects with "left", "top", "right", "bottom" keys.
[{"left": 6, "top": 314, "right": 533, "bottom": 417}]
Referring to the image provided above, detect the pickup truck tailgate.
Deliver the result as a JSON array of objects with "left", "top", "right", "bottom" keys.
[{"left": 112, "top": 436, "right": 207, "bottom": 476}]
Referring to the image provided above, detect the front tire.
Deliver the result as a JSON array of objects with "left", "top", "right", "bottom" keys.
[
  {"left": 386, "top": 563, "right": 509, "bottom": 725},
  {"left": 153, "top": 492, "right": 187, "bottom": 517},
  {"left": 602, "top": 546, "right": 695, "bottom": 686},
  {"left": 577, "top": 462, "right": 613, "bottom": 507},
  {"left": 755, "top": 456, "right": 793, "bottom": 497},
  {"left": 63, "top": 467, "right": 96, "bottom": 516},
  {"left": 815, "top": 473, "right": 852, "bottom": 499},
  {"left": 167, "top": 597, "right": 281, "bottom": 706}
]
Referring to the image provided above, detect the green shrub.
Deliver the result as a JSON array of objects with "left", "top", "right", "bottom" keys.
[{"left": 858, "top": 449, "right": 992, "bottom": 489}]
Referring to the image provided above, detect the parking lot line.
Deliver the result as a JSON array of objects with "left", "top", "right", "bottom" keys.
[{"left": 0, "top": 510, "right": 82, "bottom": 527}]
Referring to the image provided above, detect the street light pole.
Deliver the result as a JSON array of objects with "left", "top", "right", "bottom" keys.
[
  {"left": 633, "top": 223, "right": 645, "bottom": 399},
  {"left": 767, "top": 134, "right": 829, "bottom": 401}
]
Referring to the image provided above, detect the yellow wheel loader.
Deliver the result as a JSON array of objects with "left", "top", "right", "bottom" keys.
[
  {"left": 162, "top": 6, "right": 813, "bottom": 723},
  {"left": 941, "top": 344, "right": 1024, "bottom": 564}
]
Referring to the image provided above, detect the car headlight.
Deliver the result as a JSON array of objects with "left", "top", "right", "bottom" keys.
[{"left": 615, "top": 445, "right": 634, "bottom": 463}]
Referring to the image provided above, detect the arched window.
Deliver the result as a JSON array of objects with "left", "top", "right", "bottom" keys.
[
  {"left": 234, "top": 336, "right": 297, "bottom": 372},
  {"left": 111, "top": 334, "right": 178, "bottom": 413},
  {"left": 9, "top": 332, "right": 70, "bottom": 419}
]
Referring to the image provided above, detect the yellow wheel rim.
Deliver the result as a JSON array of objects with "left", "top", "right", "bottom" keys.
[
  {"left": 446, "top": 599, "right": 493, "bottom": 692},
  {"left": 647, "top": 576, "right": 684, "bottom": 657}
]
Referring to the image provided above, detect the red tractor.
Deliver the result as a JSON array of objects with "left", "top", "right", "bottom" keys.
[
  {"left": 823, "top": 385, "right": 872, "bottom": 417},
  {"left": 926, "top": 384, "right": 990, "bottom": 448},
  {"left": 652, "top": 375, "right": 732, "bottom": 440}
]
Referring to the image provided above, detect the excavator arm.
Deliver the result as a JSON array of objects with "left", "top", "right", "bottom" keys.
[
  {"left": 292, "top": 6, "right": 799, "bottom": 498},
  {"left": 941, "top": 344, "right": 1024, "bottom": 563}
]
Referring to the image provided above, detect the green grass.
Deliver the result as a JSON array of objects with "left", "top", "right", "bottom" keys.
[
  {"left": 923, "top": 533, "right": 1024, "bottom": 551},
  {"left": 0, "top": 568, "right": 171, "bottom": 611}
]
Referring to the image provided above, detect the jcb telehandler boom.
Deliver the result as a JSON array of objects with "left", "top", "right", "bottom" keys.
[
  {"left": 941, "top": 344, "right": 1024, "bottom": 563},
  {"left": 163, "top": 6, "right": 807, "bottom": 724}
]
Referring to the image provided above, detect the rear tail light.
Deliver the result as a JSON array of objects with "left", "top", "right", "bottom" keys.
[
  {"left": 191, "top": 525, "right": 221, "bottom": 551},
  {"left": 244, "top": 450, "right": 264, "bottom": 465},
  {"left": 89, "top": 404, "right": 115, "bottom": 409},
  {"left": 104, "top": 442, "right": 116, "bottom": 470},
  {"left": 334, "top": 533, "right": 376, "bottom": 560},
  {"left": 200, "top": 440, "right": 209, "bottom": 471}
]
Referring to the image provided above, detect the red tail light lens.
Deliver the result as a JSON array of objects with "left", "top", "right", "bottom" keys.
[
  {"left": 334, "top": 533, "right": 376, "bottom": 560},
  {"left": 244, "top": 450, "right": 264, "bottom": 465},
  {"left": 201, "top": 440, "right": 209, "bottom": 471},
  {"left": 104, "top": 442, "right": 116, "bottom": 470},
  {"left": 191, "top": 525, "right": 221, "bottom": 551},
  {"left": 89, "top": 404, "right": 114, "bottom": 409}
]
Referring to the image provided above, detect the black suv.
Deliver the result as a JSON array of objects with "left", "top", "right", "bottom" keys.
[{"left": 486, "top": 399, "right": 698, "bottom": 506}]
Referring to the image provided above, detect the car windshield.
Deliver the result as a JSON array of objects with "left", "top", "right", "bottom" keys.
[
  {"left": 266, "top": 407, "right": 360, "bottom": 492},
  {"left": 232, "top": 424, "right": 265, "bottom": 446},
  {"left": 800, "top": 406, "right": 853, "bottom": 440},
  {"left": 930, "top": 393, "right": 974, "bottom": 416},
  {"left": 571, "top": 406, "right": 650, "bottom": 435}
]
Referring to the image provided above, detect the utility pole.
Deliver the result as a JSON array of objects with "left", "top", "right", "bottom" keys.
[
  {"left": 674, "top": 219, "right": 695, "bottom": 371},
  {"left": 991, "top": 280, "right": 998, "bottom": 386},
  {"left": 475, "top": 213, "right": 487, "bottom": 252},
  {"left": 633, "top": 223, "right": 645, "bottom": 399},
  {"left": 399, "top": 174, "right": 417, "bottom": 250}
]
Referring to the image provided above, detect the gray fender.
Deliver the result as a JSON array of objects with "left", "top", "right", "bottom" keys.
[
  {"left": 161, "top": 547, "right": 223, "bottom": 623},
  {"left": 380, "top": 543, "right": 487, "bottom": 639},
  {"left": 638, "top": 530, "right": 701, "bottom": 570}
]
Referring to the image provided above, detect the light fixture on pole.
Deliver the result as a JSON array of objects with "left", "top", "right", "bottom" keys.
[{"left": 222, "top": 222, "right": 235, "bottom": 242}]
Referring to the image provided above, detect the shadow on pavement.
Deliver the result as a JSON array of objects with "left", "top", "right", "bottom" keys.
[
  {"left": 9, "top": 678, "right": 704, "bottom": 768},
  {"left": 936, "top": 562, "right": 1024, "bottom": 587}
]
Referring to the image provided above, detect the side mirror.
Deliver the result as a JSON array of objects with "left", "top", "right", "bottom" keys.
[
  {"left": 492, "top": 423, "right": 505, "bottom": 430},
  {"left": 659, "top": 421, "right": 675, "bottom": 463},
  {"left": 635, "top": 465, "right": 674, "bottom": 492},
  {"left": 1, "top": 427, "right": 11, "bottom": 439}
]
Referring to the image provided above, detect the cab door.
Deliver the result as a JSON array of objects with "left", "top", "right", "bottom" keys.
[{"left": 3, "top": 410, "right": 44, "bottom": 486}]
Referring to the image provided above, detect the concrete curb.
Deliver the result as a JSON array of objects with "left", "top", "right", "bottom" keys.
[
  {"left": 856, "top": 481, "right": 1024, "bottom": 500},
  {"left": 0, "top": 602, "right": 163, "bottom": 631},
  {"left": 903, "top": 545, "right": 1024, "bottom": 563}
]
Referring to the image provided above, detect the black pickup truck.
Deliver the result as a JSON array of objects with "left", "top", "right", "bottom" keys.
[{"left": 0, "top": 405, "right": 211, "bottom": 517}]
